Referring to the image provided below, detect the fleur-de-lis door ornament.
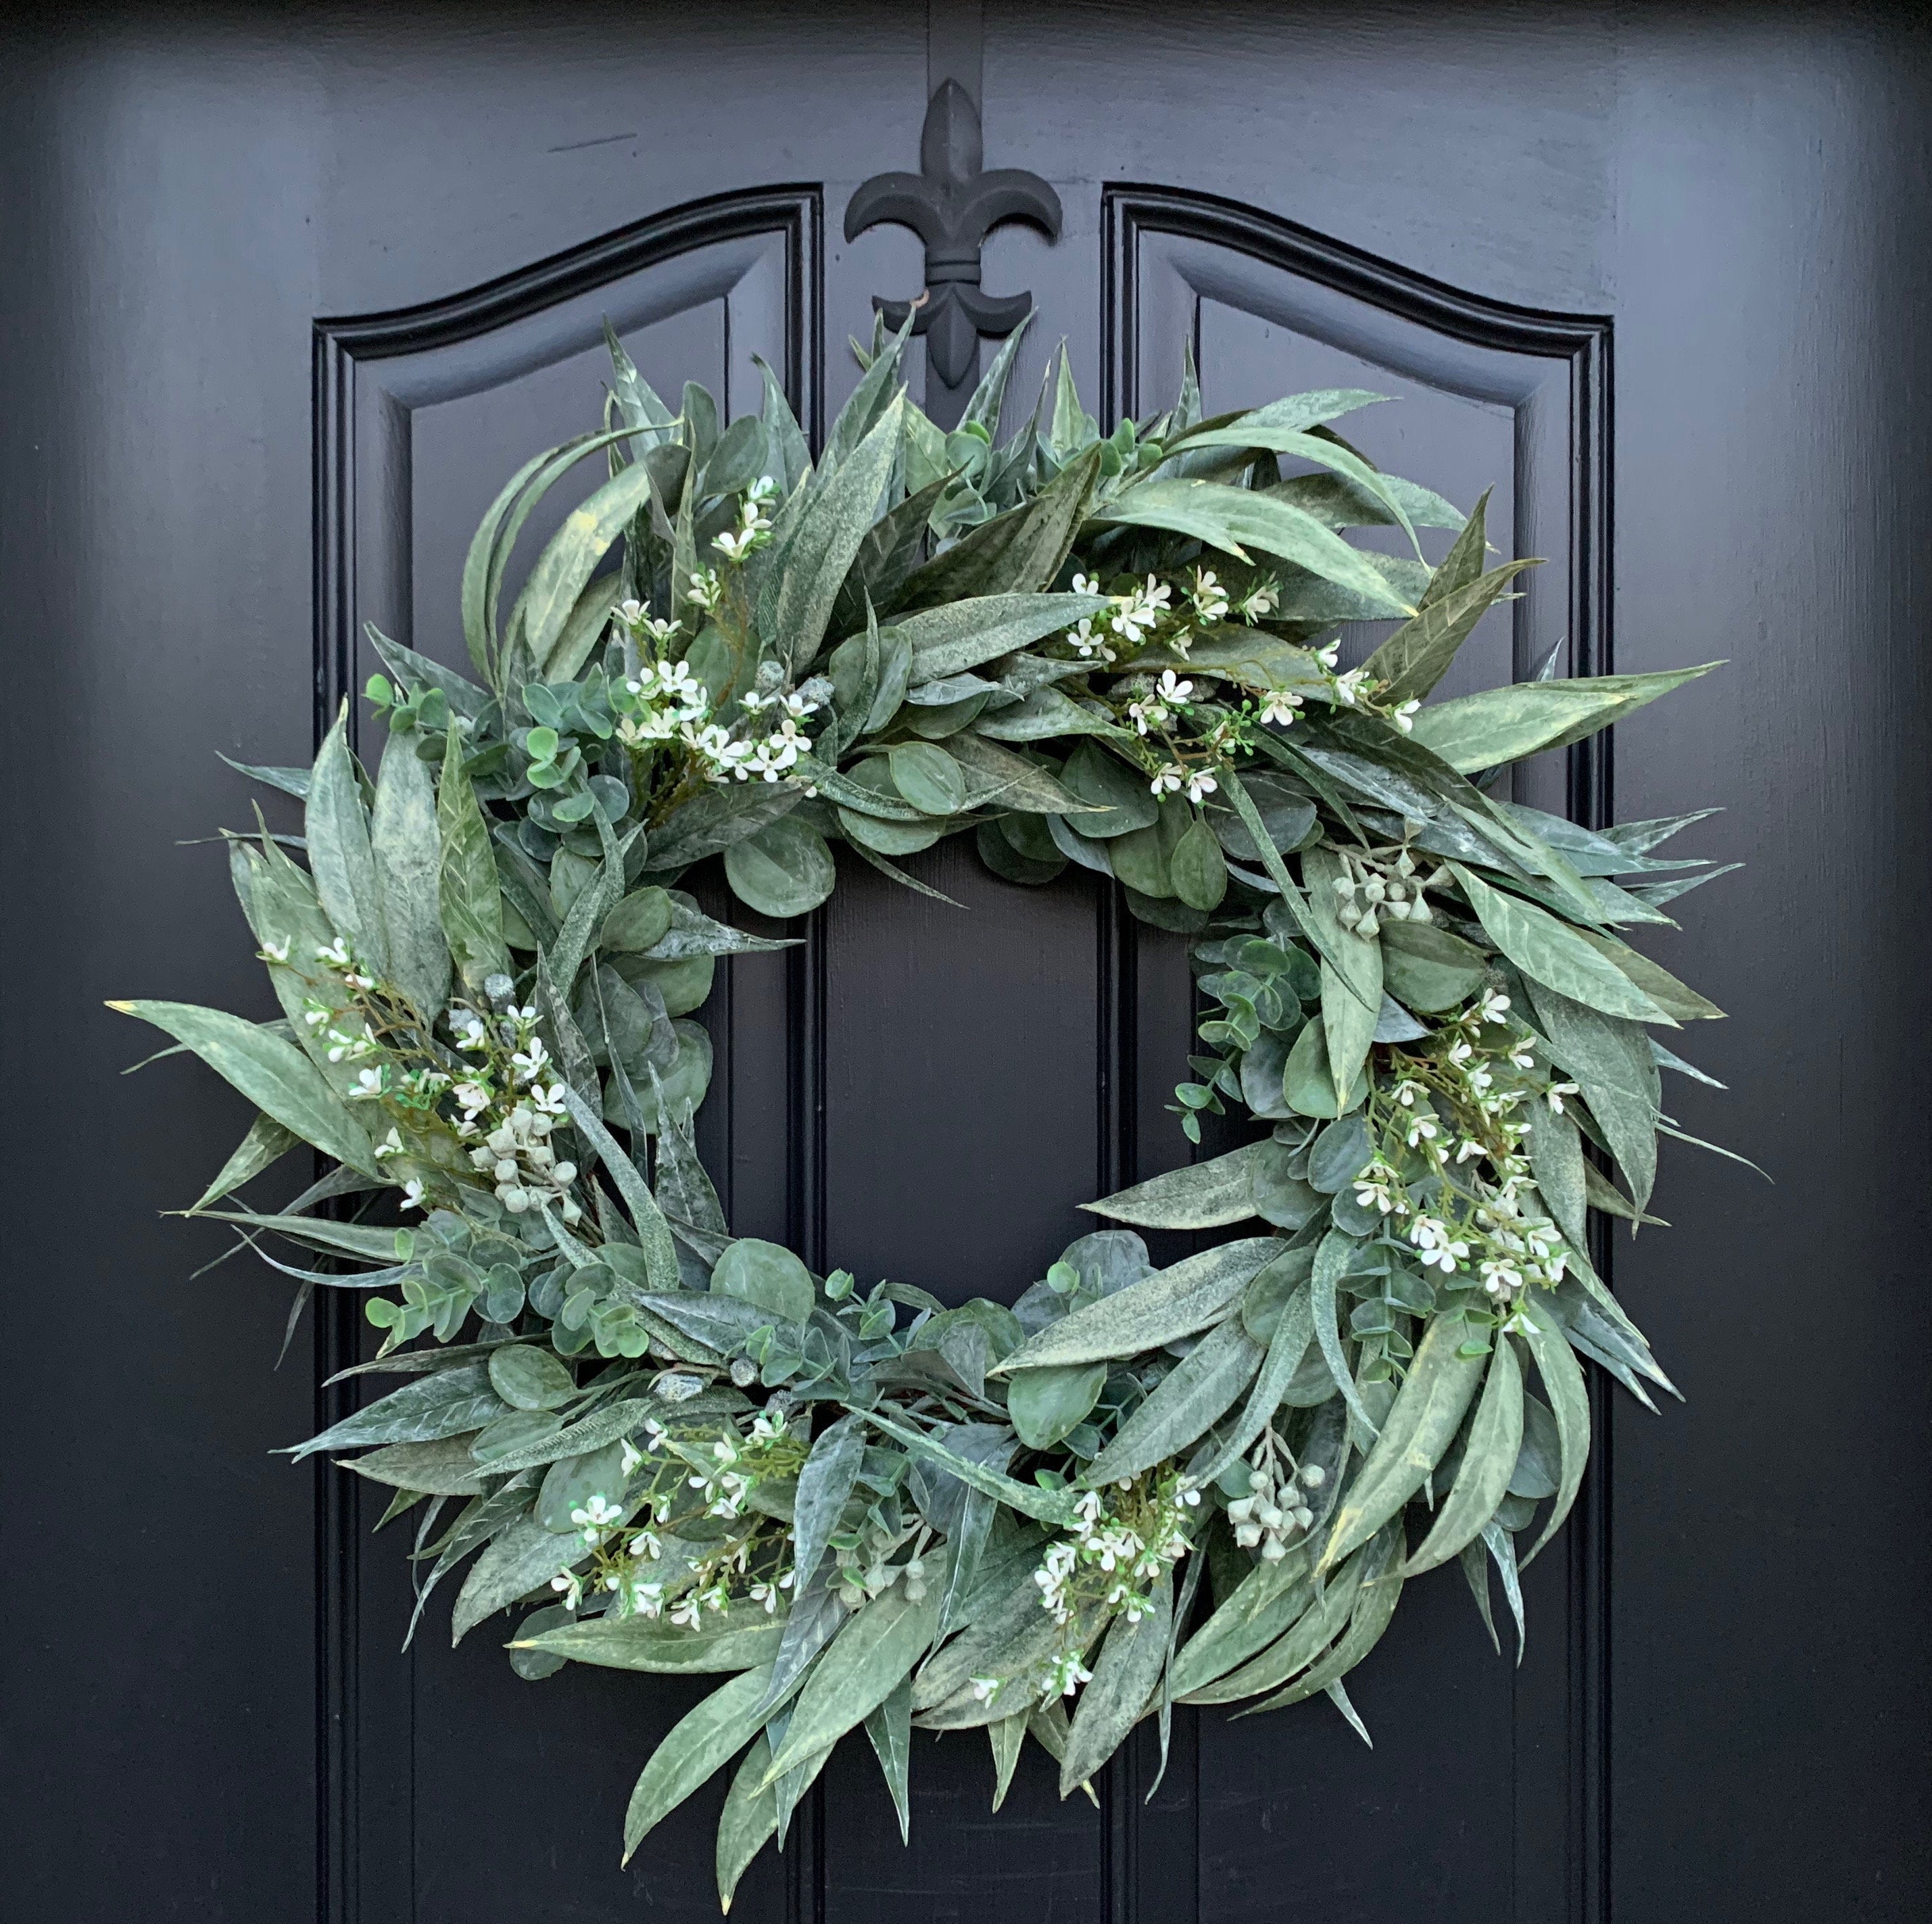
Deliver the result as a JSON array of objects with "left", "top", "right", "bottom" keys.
[{"left": 844, "top": 78, "right": 1062, "bottom": 428}]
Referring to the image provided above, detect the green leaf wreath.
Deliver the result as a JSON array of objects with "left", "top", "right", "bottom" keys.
[{"left": 118, "top": 315, "right": 1735, "bottom": 1906}]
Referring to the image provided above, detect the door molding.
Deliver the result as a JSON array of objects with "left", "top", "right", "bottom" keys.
[
  {"left": 1103, "top": 182, "right": 1614, "bottom": 1924},
  {"left": 308, "top": 183, "right": 822, "bottom": 1924}
]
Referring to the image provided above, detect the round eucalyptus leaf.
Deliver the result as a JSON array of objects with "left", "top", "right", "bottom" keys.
[
  {"left": 997, "top": 811, "right": 1061, "bottom": 865},
  {"left": 1171, "top": 817, "right": 1228, "bottom": 911},
  {"left": 1006, "top": 1360, "right": 1107, "bottom": 1450},
  {"left": 539, "top": 1440, "right": 631, "bottom": 1533},
  {"left": 1284, "top": 1015, "right": 1368, "bottom": 1118},
  {"left": 1121, "top": 885, "right": 1207, "bottom": 932},
  {"left": 1238, "top": 1028, "right": 1296, "bottom": 1120},
  {"left": 600, "top": 886, "right": 674, "bottom": 954},
  {"left": 724, "top": 817, "right": 837, "bottom": 919},
  {"left": 1110, "top": 797, "right": 1190, "bottom": 897},
  {"left": 887, "top": 742, "right": 968, "bottom": 816},
  {"left": 840, "top": 805, "right": 942, "bottom": 856},
  {"left": 903, "top": 695, "right": 988, "bottom": 740},
  {"left": 1329, "top": 1187, "right": 1385, "bottom": 1236},
  {"left": 711, "top": 1237, "right": 815, "bottom": 1326},
  {"left": 488, "top": 1343, "right": 577, "bottom": 1412},
  {"left": 600, "top": 1018, "right": 714, "bottom": 1133},
  {"left": 1307, "top": 1114, "right": 1374, "bottom": 1195},
  {"left": 977, "top": 819, "right": 1065, "bottom": 886},
  {"left": 509, "top": 1604, "right": 573, "bottom": 1681},
  {"left": 617, "top": 949, "right": 715, "bottom": 1017},
  {"left": 1060, "top": 739, "right": 1158, "bottom": 838},
  {"left": 1248, "top": 1137, "right": 1325, "bottom": 1230}
]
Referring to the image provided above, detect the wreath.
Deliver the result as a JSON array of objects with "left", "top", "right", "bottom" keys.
[{"left": 116, "top": 316, "right": 1731, "bottom": 1906}]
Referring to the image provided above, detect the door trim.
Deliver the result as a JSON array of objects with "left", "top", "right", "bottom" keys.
[
  {"left": 308, "top": 183, "right": 823, "bottom": 1924},
  {"left": 1103, "top": 182, "right": 1614, "bottom": 1924}
]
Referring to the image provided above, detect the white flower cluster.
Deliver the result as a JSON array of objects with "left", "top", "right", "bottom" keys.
[
  {"left": 1033, "top": 1478, "right": 1199, "bottom": 1636},
  {"left": 1349, "top": 992, "right": 1574, "bottom": 1314},
  {"left": 712, "top": 475, "right": 777, "bottom": 562},
  {"left": 610, "top": 597, "right": 821, "bottom": 787}
]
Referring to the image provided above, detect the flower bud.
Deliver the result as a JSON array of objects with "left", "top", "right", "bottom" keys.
[
  {"left": 1299, "top": 1463, "right": 1326, "bottom": 1488},
  {"left": 1259, "top": 1537, "right": 1288, "bottom": 1562},
  {"left": 729, "top": 1357, "right": 758, "bottom": 1387}
]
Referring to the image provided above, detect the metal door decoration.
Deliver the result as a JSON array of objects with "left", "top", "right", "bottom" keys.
[{"left": 846, "top": 79, "right": 1062, "bottom": 426}]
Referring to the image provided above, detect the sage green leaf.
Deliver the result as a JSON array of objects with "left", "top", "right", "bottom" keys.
[
  {"left": 1572, "top": 925, "right": 1726, "bottom": 1021},
  {"left": 1006, "top": 1361, "right": 1107, "bottom": 1449},
  {"left": 487, "top": 1345, "right": 576, "bottom": 1412},
  {"left": 765, "top": 1585, "right": 940, "bottom": 1783},
  {"left": 1526, "top": 982, "right": 1660, "bottom": 1212},
  {"left": 792, "top": 1414, "right": 865, "bottom": 1594},
  {"left": 1320, "top": 956, "right": 1381, "bottom": 1117},
  {"left": 1172, "top": 817, "right": 1228, "bottom": 911},
  {"left": 1084, "top": 1316, "right": 1262, "bottom": 1485},
  {"left": 1080, "top": 1143, "right": 1263, "bottom": 1229},
  {"left": 191, "top": 1112, "right": 301, "bottom": 1210},
  {"left": 1452, "top": 866, "right": 1672, "bottom": 1025},
  {"left": 1378, "top": 919, "right": 1489, "bottom": 1012},
  {"left": 518, "top": 460, "right": 660, "bottom": 669},
  {"left": 945, "top": 729, "right": 1091, "bottom": 814},
  {"left": 1059, "top": 739, "right": 1159, "bottom": 838},
  {"left": 1248, "top": 1138, "right": 1324, "bottom": 1230},
  {"left": 559, "top": 1086, "right": 681, "bottom": 1292},
  {"left": 1310, "top": 1230, "right": 1376, "bottom": 1437},
  {"left": 744, "top": 356, "right": 808, "bottom": 492},
  {"left": 1222, "top": 771, "right": 1359, "bottom": 991},
  {"left": 894, "top": 591, "right": 1108, "bottom": 681},
  {"left": 520, "top": 1604, "right": 788, "bottom": 1675},
  {"left": 1516, "top": 1296, "right": 1591, "bottom": 1568},
  {"left": 110, "top": 1000, "right": 379, "bottom": 1177},
  {"left": 644, "top": 783, "right": 801, "bottom": 870},
  {"left": 1284, "top": 1017, "right": 1368, "bottom": 1120},
  {"left": 466, "top": 1397, "right": 661, "bottom": 1477},
  {"left": 370, "top": 736, "right": 450, "bottom": 1019},
  {"left": 1098, "top": 480, "right": 1411, "bottom": 615},
  {"left": 711, "top": 1237, "right": 814, "bottom": 1325},
  {"left": 1524, "top": 1103, "right": 1588, "bottom": 1249},
  {"left": 451, "top": 1513, "right": 574, "bottom": 1643},
  {"left": 863, "top": 1410, "right": 1080, "bottom": 1524},
  {"left": 1407, "top": 664, "right": 1718, "bottom": 773},
  {"left": 1059, "top": 1571, "right": 1172, "bottom": 1798},
  {"left": 341, "top": 1435, "right": 491, "bottom": 1497},
  {"left": 887, "top": 741, "right": 967, "bottom": 815},
  {"left": 769, "top": 396, "right": 904, "bottom": 673},
  {"left": 864, "top": 1676, "right": 914, "bottom": 1846},
  {"left": 975, "top": 686, "right": 1125, "bottom": 742},
  {"left": 993, "top": 1238, "right": 1280, "bottom": 1372},
  {"left": 716, "top": 1734, "right": 779, "bottom": 1913},
  {"left": 1195, "top": 1280, "right": 1315, "bottom": 1487},
  {"left": 1170, "top": 1545, "right": 1312, "bottom": 1698},
  {"left": 1405, "top": 1339, "right": 1524, "bottom": 1574},
  {"left": 724, "top": 817, "right": 836, "bottom": 919},
  {"left": 195, "top": 1207, "right": 402, "bottom": 1263},
  {"left": 1243, "top": 1522, "right": 1405, "bottom": 1716},
  {"left": 1363, "top": 561, "right": 1535, "bottom": 705},
  {"left": 1320, "top": 1312, "right": 1485, "bottom": 1572},
  {"left": 307, "top": 706, "right": 388, "bottom": 976},
  {"left": 1186, "top": 423, "right": 1419, "bottom": 548},
  {"left": 624, "top": 1666, "right": 777, "bottom": 1863},
  {"left": 1109, "top": 796, "right": 1188, "bottom": 898},
  {"left": 601, "top": 886, "right": 674, "bottom": 954},
  {"left": 988, "top": 1714, "right": 1028, "bottom": 1812},
  {"left": 545, "top": 568, "right": 625, "bottom": 683},
  {"left": 436, "top": 724, "right": 510, "bottom": 992},
  {"left": 1182, "top": 1537, "right": 1369, "bottom": 1704}
]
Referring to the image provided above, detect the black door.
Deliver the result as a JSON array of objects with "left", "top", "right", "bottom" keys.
[{"left": 6, "top": 6, "right": 1928, "bottom": 1921}]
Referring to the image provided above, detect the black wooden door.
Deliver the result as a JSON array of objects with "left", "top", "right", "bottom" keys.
[{"left": 6, "top": 5, "right": 1929, "bottom": 1921}]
